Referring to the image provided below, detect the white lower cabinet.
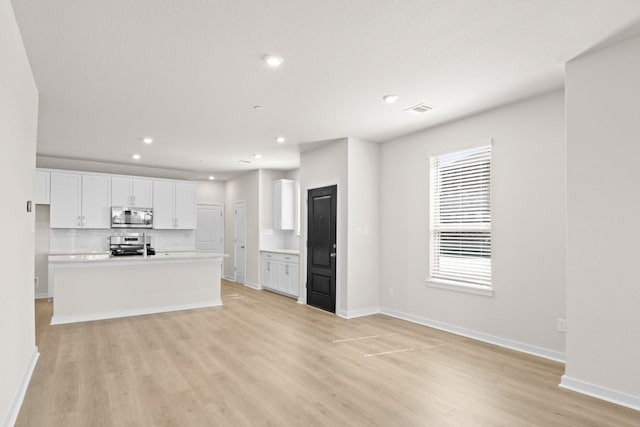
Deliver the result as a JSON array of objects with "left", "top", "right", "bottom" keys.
[{"left": 261, "top": 252, "right": 299, "bottom": 298}]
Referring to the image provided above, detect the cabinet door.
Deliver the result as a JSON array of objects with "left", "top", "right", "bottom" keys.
[
  {"left": 82, "top": 174, "right": 111, "bottom": 229},
  {"left": 111, "top": 177, "right": 132, "bottom": 206},
  {"left": 274, "top": 179, "right": 295, "bottom": 230},
  {"left": 35, "top": 170, "right": 50, "bottom": 204},
  {"left": 50, "top": 172, "right": 82, "bottom": 228},
  {"left": 286, "top": 262, "right": 299, "bottom": 297},
  {"left": 261, "top": 256, "right": 273, "bottom": 289},
  {"left": 174, "top": 182, "right": 196, "bottom": 229},
  {"left": 282, "top": 262, "right": 299, "bottom": 296},
  {"left": 132, "top": 179, "right": 153, "bottom": 208},
  {"left": 153, "top": 181, "right": 175, "bottom": 229}
]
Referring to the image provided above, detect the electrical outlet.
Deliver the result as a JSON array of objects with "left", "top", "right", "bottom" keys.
[
  {"left": 557, "top": 318, "right": 567, "bottom": 333},
  {"left": 389, "top": 288, "right": 394, "bottom": 297}
]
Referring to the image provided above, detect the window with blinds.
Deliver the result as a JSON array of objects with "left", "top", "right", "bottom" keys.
[{"left": 429, "top": 144, "right": 492, "bottom": 288}]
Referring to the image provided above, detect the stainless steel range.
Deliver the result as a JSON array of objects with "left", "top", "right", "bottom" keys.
[{"left": 110, "top": 234, "right": 155, "bottom": 256}]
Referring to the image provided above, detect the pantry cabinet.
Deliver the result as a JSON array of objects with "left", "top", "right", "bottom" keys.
[
  {"left": 111, "top": 177, "right": 152, "bottom": 208},
  {"left": 50, "top": 172, "right": 111, "bottom": 228},
  {"left": 261, "top": 251, "right": 299, "bottom": 298},
  {"left": 153, "top": 180, "right": 196, "bottom": 229}
]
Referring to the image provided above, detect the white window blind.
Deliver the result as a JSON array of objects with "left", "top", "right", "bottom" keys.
[{"left": 429, "top": 144, "right": 492, "bottom": 287}]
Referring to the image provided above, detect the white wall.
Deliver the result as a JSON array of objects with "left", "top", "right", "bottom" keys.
[
  {"left": 224, "top": 170, "right": 259, "bottom": 284},
  {"left": 0, "top": 1, "right": 39, "bottom": 425},
  {"left": 379, "top": 91, "right": 566, "bottom": 359},
  {"left": 196, "top": 181, "right": 225, "bottom": 205},
  {"left": 563, "top": 34, "right": 640, "bottom": 408},
  {"left": 346, "top": 138, "right": 380, "bottom": 316},
  {"left": 300, "top": 139, "right": 349, "bottom": 312}
]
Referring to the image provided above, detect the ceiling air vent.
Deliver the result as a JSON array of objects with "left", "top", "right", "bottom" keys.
[
  {"left": 237, "top": 160, "right": 251, "bottom": 164},
  {"left": 405, "top": 103, "right": 434, "bottom": 114}
]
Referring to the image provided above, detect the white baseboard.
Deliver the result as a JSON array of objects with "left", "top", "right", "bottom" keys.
[
  {"left": 243, "top": 281, "right": 263, "bottom": 291},
  {"left": 223, "top": 275, "right": 235, "bottom": 282},
  {"left": 50, "top": 300, "right": 223, "bottom": 325},
  {"left": 380, "top": 307, "right": 565, "bottom": 363},
  {"left": 336, "top": 307, "right": 380, "bottom": 319},
  {"left": 560, "top": 375, "right": 640, "bottom": 412},
  {"left": 34, "top": 292, "right": 49, "bottom": 299},
  {"left": 3, "top": 346, "right": 39, "bottom": 427}
]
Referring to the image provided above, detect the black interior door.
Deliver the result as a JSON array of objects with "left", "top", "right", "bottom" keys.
[{"left": 306, "top": 185, "right": 337, "bottom": 313}]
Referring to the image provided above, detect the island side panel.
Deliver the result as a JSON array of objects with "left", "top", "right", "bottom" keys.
[{"left": 51, "top": 258, "right": 222, "bottom": 324}]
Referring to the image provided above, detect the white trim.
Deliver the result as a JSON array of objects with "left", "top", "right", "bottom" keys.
[
  {"left": 427, "top": 137, "right": 493, "bottom": 158},
  {"left": 35, "top": 292, "right": 49, "bottom": 299},
  {"left": 426, "top": 279, "right": 494, "bottom": 297},
  {"left": 380, "top": 307, "right": 565, "bottom": 363},
  {"left": 262, "top": 287, "right": 299, "bottom": 299},
  {"left": 233, "top": 199, "right": 246, "bottom": 284},
  {"left": 223, "top": 274, "right": 235, "bottom": 282},
  {"left": 243, "top": 281, "right": 263, "bottom": 291},
  {"left": 50, "top": 300, "right": 222, "bottom": 325},
  {"left": 336, "top": 308, "right": 348, "bottom": 319},
  {"left": 559, "top": 376, "right": 640, "bottom": 412},
  {"left": 2, "top": 347, "right": 39, "bottom": 427},
  {"left": 336, "top": 307, "right": 381, "bottom": 319}
]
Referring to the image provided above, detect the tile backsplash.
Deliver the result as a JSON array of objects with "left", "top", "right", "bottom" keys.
[
  {"left": 50, "top": 228, "right": 195, "bottom": 253},
  {"left": 260, "top": 229, "right": 300, "bottom": 251}
]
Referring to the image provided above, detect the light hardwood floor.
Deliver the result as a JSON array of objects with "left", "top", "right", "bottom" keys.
[{"left": 17, "top": 280, "right": 640, "bottom": 426}]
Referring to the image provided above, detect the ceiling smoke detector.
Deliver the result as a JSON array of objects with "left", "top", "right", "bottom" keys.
[{"left": 405, "top": 103, "right": 434, "bottom": 114}]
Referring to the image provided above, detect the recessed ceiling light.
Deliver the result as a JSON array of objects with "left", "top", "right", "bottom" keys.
[
  {"left": 263, "top": 54, "right": 284, "bottom": 68},
  {"left": 383, "top": 94, "right": 400, "bottom": 104},
  {"left": 253, "top": 153, "right": 263, "bottom": 159},
  {"left": 142, "top": 137, "right": 154, "bottom": 144},
  {"left": 275, "top": 136, "right": 286, "bottom": 143},
  {"left": 208, "top": 176, "right": 215, "bottom": 180},
  {"left": 131, "top": 153, "right": 141, "bottom": 160}
]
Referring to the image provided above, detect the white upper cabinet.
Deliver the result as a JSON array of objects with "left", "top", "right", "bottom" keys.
[
  {"left": 174, "top": 182, "right": 196, "bottom": 229},
  {"left": 152, "top": 180, "right": 175, "bottom": 229},
  {"left": 132, "top": 179, "right": 153, "bottom": 208},
  {"left": 153, "top": 180, "right": 196, "bottom": 229},
  {"left": 112, "top": 177, "right": 152, "bottom": 208},
  {"left": 50, "top": 172, "right": 111, "bottom": 229},
  {"left": 50, "top": 172, "right": 82, "bottom": 228},
  {"left": 81, "top": 175, "right": 111, "bottom": 228},
  {"left": 35, "top": 170, "right": 50, "bottom": 204},
  {"left": 273, "top": 179, "right": 295, "bottom": 230}
]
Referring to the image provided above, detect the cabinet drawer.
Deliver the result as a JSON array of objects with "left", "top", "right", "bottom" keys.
[{"left": 262, "top": 252, "right": 299, "bottom": 264}]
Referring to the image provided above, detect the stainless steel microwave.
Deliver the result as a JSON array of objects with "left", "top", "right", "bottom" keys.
[{"left": 111, "top": 207, "right": 153, "bottom": 229}]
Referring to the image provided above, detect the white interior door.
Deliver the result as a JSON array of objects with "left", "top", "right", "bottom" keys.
[
  {"left": 234, "top": 200, "right": 246, "bottom": 284},
  {"left": 196, "top": 204, "right": 224, "bottom": 276}
]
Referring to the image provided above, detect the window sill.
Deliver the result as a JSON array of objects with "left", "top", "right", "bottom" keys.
[{"left": 426, "top": 279, "right": 494, "bottom": 297}]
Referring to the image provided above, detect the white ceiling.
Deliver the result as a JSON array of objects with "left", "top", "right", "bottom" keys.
[{"left": 12, "top": 0, "right": 640, "bottom": 180}]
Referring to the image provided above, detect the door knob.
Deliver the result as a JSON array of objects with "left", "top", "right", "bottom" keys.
[{"left": 330, "top": 253, "right": 336, "bottom": 258}]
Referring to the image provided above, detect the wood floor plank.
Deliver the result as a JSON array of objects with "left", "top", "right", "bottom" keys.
[{"left": 15, "top": 280, "right": 640, "bottom": 426}]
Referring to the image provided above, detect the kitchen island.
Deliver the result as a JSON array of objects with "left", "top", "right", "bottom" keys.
[{"left": 48, "top": 252, "right": 227, "bottom": 325}]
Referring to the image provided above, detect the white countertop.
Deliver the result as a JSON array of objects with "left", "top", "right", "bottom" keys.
[
  {"left": 259, "top": 249, "right": 300, "bottom": 255},
  {"left": 49, "top": 251, "right": 228, "bottom": 264}
]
